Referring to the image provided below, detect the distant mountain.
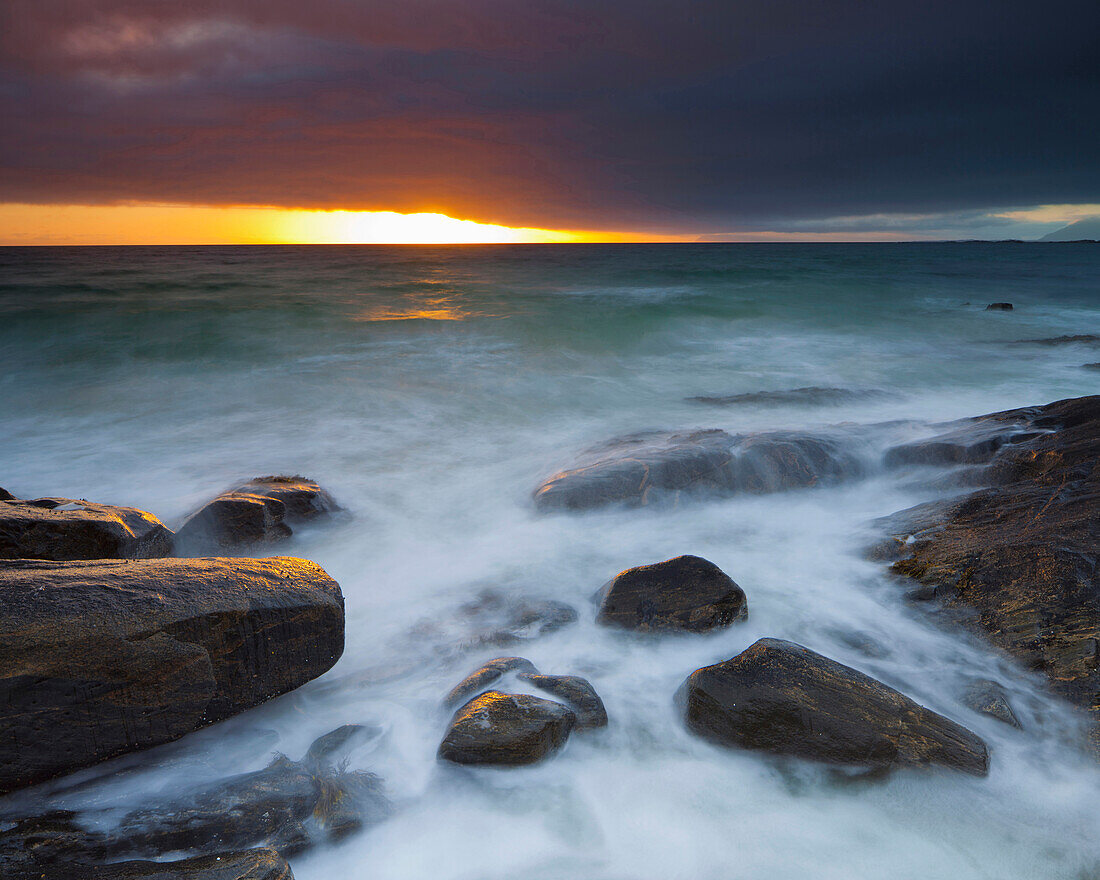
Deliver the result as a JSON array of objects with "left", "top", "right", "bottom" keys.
[{"left": 1039, "top": 216, "right": 1100, "bottom": 241}]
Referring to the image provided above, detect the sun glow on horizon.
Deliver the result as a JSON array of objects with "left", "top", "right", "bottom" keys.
[{"left": 0, "top": 202, "right": 683, "bottom": 245}]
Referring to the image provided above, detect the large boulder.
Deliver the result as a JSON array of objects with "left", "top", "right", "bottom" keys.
[
  {"left": 596, "top": 555, "right": 747, "bottom": 633},
  {"left": 174, "top": 477, "right": 338, "bottom": 554},
  {"left": 438, "top": 691, "right": 576, "bottom": 766},
  {"left": 533, "top": 428, "right": 862, "bottom": 511},
  {"left": 0, "top": 498, "right": 173, "bottom": 561},
  {"left": 0, "top": 557, "right": 344, "bottom": 794},
  {"left": 679, "top": 639, "right": 988, "bottom": 775},
  {"left": 881, "top": 396, "right": 1100, "bottom": 747}
]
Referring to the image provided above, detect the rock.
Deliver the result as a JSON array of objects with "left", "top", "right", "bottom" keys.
[
  {"left": 174, "top": 477, "right": 337, "bottom": 554},
  {"left": 961, "top": 679, "right": 1021, "bottom": 728},
  {"left": 0, "top": 499, "right": 173, "bottom": 561},
  {"left": 882, "top": 396, "right": 1100, "bottom": 747},
  {"left": 21, "top": 848, "right": 294, "bottom": 880},
  {"left": 0, "top": 487, "right": 15, "bottom": 501},
  {"left": 0, "top": 811, "right": 107, "bottom": 877},
  {"left": 107, "top": 753, "right": 389, "bottom": 859},
  {"left": 1010, "top": 334, "right": 1100, "bottom": 346},
  {"left": 438, "top": 691, "right": 576, "bottom": 766},
  {"left": 985, "top": 302, "right": 1014, "bottom": 310},
  {"left": 0, "top": 557, "right": 344, "bottom": 794},
  {"left": 516, "top": 673, "right": 607, "bottom": 729},
  {"left": 421, "top": 591, "right": 577, "bottom": 653},
  {"left": 444, "top": 657, "right": 539, "bottom": 708},
  {"left": 534, "top": 428, "right": 862, "bottom": 511},
  {"left": 884, "top": 423, "right": 1041, "bottom": 468},
  {"left": 595, "top": 555, "right": 747, "bottom": 633},
  {"left": 302, "top": 724, "right": 381, "bottom": 769},
  {"left": 679, "top": 638, "right": 989, "bottom": 775},
  {"left": 688, "top": 387, "right": 889, "bottom": 407},
  {"left": 1083, "top": 362, "right": 1100, "bottom": 370}
]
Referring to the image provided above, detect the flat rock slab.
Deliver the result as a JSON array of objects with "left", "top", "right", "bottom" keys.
[
  {"left": 0, "top": 499, "right": 173, "bottom": 561},
  {"left": 49, "top": 849, "right": 294, "bottom": 880},
  {"left": 0, "top": 557, "right": 344, "bottom": 794},
  {"left": 438, "top": 691, "right": 576, "bottom": 766},
  {"left": 679, "top": 638, "right": 988, "bottom": 775},
  {"left": 882, "top": 395, "right": 1100, "bottom": 747},
  {"left": 689, "top": 387, "right": 890, "bottom": 407},
  {"left": 533, "top": 428, "right": 862, "bottom": 511},
  {"left": 174, "top": 476, "right": 338, "bottom": 554},
  {"left": 596, "top": 555, "right": 747, "bottom": 633}
]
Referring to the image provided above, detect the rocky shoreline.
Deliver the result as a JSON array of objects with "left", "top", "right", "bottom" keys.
[{"left": 2, "top": 394, "right": 1099, "bottom": 877}]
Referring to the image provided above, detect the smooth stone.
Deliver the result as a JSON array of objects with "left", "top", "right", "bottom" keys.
[
  {"left": 516, "top": 673, "right": 608, "bottom": 729},
  {"left": 596, "top": 555, "right": 747, "bottom": 633},
  {"left": 0, "top": 557, "right": 344, "bottom": 794},
  {"left": 679, "top": 638, "right": 989, "bottom": 775},
  {"left": 961, "top": 679, "right": 1022, "bottom": 728},
  {"left": 1083, "top": 362, "right": 1100, "bottom": 370},
  {"left": 438, "top": 691, "right": 576, "bottom": 766},
  {"left": 444, "top": 657, "right": 539, "bottom": 708},
  {"left": 533, "top": 428, "right": 862, "bottom": 511},
  {"left": 985, "top": 302, "right": 1014, "bottom": 310},
  {"left": 0, "top": 498, "right": 173, "bottom": 561}
]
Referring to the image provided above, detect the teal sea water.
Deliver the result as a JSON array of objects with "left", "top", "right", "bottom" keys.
[{"left": 2, "top": 243, "right": 1100, "bottom": 878}]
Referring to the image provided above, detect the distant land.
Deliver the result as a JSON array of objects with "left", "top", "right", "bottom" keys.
[{"left": 1040, "top": 216, "right": 1100, "bottom": 242}]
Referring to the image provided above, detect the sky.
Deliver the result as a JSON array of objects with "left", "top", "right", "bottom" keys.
[{"left": 1, "top": 0, "right": 1098, "bottom": 243}]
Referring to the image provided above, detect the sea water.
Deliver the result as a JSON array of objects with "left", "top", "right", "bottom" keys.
[{"left": 1, "top": 243, "right": 1099, "bottom": 879}]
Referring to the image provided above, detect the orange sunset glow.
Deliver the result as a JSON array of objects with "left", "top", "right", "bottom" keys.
[{"left": 0, "top": 203, "right": 688, "bottom": 246}]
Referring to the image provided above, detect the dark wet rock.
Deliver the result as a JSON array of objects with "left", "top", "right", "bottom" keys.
[
  {"left": 517, "top": 673, "right": 607, "bottom": 729},
  {"left": 106, "top": 753, "right": 389, "bottom": 859},
  {"left": 437, "top": 591, "right": 578, "bottom": 651},
  {"left": 0, "top": 487, "right": 15, "bottom": 501},
  {"left": 688, "top": 387, "right": 890, "bottom": 407},
  {"left": 444, "top": 657, "right": 539, "bottom": 708},
  {"left": 1083, "top": 362, "right": 1100, "bottom": 370},
  {"left": 1009, "top": 334, "right": 1100, "bottom": 346},
  {"left": 595, "top": 555, "right": 747, "bottom": 633},
  {"left": 0, "top": 811, "right": 107, "bottom": 877},
  {"left": 174, "top": 477, "right": 338, "bottom": 554},
  {"left": 881, "top": 395, "right": 1100, "bottom": 748},
  {"left": 303, "top": 724, "right": 381, "bottom": 770},
  {"left": 985, "top": 302, "right": 1013, "bottom": 311},
  {"left": 0, "top": 557, "right": 344, "bottom": 795},
  {"left": 438, "top": 691, "right": 576, "bottom": 766},
  {"left": 961, "top": 679, "right": 1021, "bottom": 729},
  {"left": 49, "top": 848, "right": 295, "bottom": 880},
  {"left": 678, "top": 638, "right": 989, "bottom": 775},
  {"left": 534, "top": 428, "right": 863, "bottom": 511},
  {"left": 0, "top": 499, "right": 173, "bottom": 561},
  {"left": 884, "top": 423, "right": 1042, "bottom": 468}
]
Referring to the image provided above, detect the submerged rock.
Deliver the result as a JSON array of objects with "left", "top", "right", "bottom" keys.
[
  {"left": 534, "top": 429, "right": 863, "bottom": 512},
  {"left": 67, "top": 849, "right": 295, "bottom": 880},
  {"left": 881, "top": 395, "right": 1100, "bottom": 747},
  {"left": 0, "top": 498, "right": 173, "bottom": 561},
  {"left": 1009, "top": 334, "right": 1100, "bottom": 346},
  {"left": 1083, "top": 362, "right": 1100, "bottom": 370},
  {"left": 0, "top": 557, "right": 344, "bottom": 794},
  {"left": 961, "top": 679, "right": 1022, "bottom": 729},
  {"left": 438, "top": 691, "right": 576, "bottom": 766},
  {"left": 688, "top": 387, "right": 889, "bottom": 407},
  {"left": 517, "top": 673, "right": 608, "bottom": 729},
  {"left": 985, "top": 302, "right": 1014, "bottom": 311},
  {"left": 444, "top": 657, "right": 540, "bottom": 708},
  {"left": 679, "top": 638, "right": 989, "bottom": 775},
  {"left": 596, "top": 555, "right": 747, "bottom": 633},
  {"left": 174, "top": 476, "right": 338, "bottom": 554}
]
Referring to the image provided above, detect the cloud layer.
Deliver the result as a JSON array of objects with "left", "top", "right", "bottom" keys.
[{"left": 2, "top": 0, "right": 1098, "bottom": 232}]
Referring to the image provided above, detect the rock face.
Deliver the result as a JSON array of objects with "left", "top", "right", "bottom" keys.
[
  {"left": 174, "top": 477, "right": 338, "bottom": 554},
  {"left": 0, "top": 498, "right": 173, "bottom": 561},
  {"left": 438, "top": 691, "right": 576, "bottom": 766},
  {"left": 517, "top": 673, "right": 608, "bottom": 729},
  {"left": 688, "top": 387, "right": 889, "bottom": 407},
  {"left": 534, "top": 429, "right": 862, "bottom": 511},
  {"left": 679, "top": 639, "right": 989, "bottom": 775},
  {"left": 4, "top": 845, "right": 294, "bottom": 880},
  {"left": 985, "top": 302, "right": 1013, "bottom": 311},
  {"left": 596, "top": 555, "right": 747, "bottom": 633},
  {"left": 0, "top": 557, "right": 345, "bottom": 794},
  {"left": 881, "top": 396, "right": 1100, "bottom": 745}
]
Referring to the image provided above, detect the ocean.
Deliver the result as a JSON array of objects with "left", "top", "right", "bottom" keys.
[{"left": 2, "top": 242, "right": 1099, "bottom": 879}]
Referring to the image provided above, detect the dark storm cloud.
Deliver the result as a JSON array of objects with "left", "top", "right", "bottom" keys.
[{"left": 1, "top": 0, "right": 1097, "bottom": 230}]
